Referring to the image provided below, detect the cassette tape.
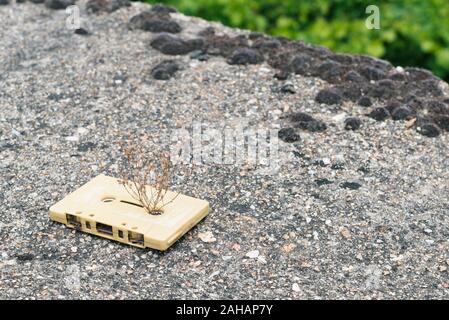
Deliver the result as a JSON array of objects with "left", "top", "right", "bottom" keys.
[{"left": 49, "top": 174, "right": 209, "bottom": 250}]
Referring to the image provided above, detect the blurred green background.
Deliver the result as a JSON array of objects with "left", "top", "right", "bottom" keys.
[{"left": 143, "top": 0, "right": 449, "bottom": 81}]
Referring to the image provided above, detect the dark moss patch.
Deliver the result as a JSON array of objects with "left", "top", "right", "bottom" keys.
[
  {"left": 427, "top": 100, "right": 449, "bottom": 114},
  {"left": 328, "top": 53, "right": 356, "bottom": 65},
  {"left": 313, "top": 60, "right": 349, "bottom": 83},
  {"left": 298, "top": 120, "right": 327, "bottom": 132},
  {"left": 289, "top": 54, "right": 314, "bottom": 75},
  {"left": 151, "top": 60, "right": 180, "bottom": 80},
  {"left": 378, "top": 79, "right": 396, "bottom": 88},
  {"left": 417, "top": 123, "right": 441, "bottom": 137},
  {"left": 150, "top": 33, "right": 203, "bottom": 55},
  {"left": 16, "top": 253, "right": 35, "bottom": 262},
  {"left": 129, "top": 10, "right": 182, "bottom": 33},
  {"left": 44, "top": 0, "right": 74, "bottom": 9},
  {"left": 344, "top": 117, "right": 362, "bottom": 130},
  {"left": 291, "top": 112, "right": 327, "bottom": 132},
  {"left": 402, "top": 95, "right": 424, "bottom": 110},
  {"left": 344, "top": 70, "right": 364, "bottom": 82},
  {"left": 252, "top": 37, "right": 281, "bottom": 52},
  {"left": 385, "top": 101, "right": 401, "bottom": 114},
  {"left": 227, "top": 48, "right": 263, "bottom": 65},
  {"left": 366, "top": 81, "right": 397, "bottom": 100},
  {"left": 74, "top": 28, "right": 89, "bottom": 36},
  {"left": 415, "top": 79, "right": 444, "bottom": 97},
  {"left": 433, "top": 115, "right": 449, "bottom": 131},
  {"left": 336, "top": 84, "right": 364, "bottom": 102},
  {"left": 315, "top": 178, "right": 333, "bottom": 186},
  {"left": 204, "top": 34, "right": 249, "bottom": 57},
  {"left": 358, "top": 65, "right": 387, "bottom": 81},
  {"left": 404, "top": 67, "right": 436, "bottom": 81},
  {"left": 278, "top": 128, "right": 300, "bottom": 143},
  {"left": 315, "top": 88, "right": 343, "bottom": 105},
  {"left": 86, "top": 0, "right": 130, "bottom": 13},
  {"left": 190, "top": 50, "right": 209, "bottom": 61},
  {"left": 368, "top": 107, "right": 390, "bottom": 121},
  {"left": 150, "top": 3, "right": 177, "bottom": 13},
  {"left": 357, "top": 96, "right": 372, "bottom": 107},
  {"left": 291, "top": 112, "right": 315, "bottom": 123},
  {"left": 391, "top": 106, "right": 413, "bottom": 120},
  {"left": 340, "top": 182, "right": 362, "bottom": 190}
]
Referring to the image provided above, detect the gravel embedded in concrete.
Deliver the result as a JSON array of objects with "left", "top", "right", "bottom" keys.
[{"left": 1, "top": 1, "right": 449, "bottom": 300}]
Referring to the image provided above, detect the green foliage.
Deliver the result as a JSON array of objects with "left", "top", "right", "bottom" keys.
[{"left": 144, "top": 0, "right": 449, "bottom": 80}]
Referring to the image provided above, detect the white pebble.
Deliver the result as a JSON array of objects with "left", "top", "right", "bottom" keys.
[
  {"left": 65, "top": 135, "right": 79, "bottom": 142},
  {"left": 292, "top": 283, "right": 300, "bottom": 292},
  {"left": 246, "top": 250, "right": 259, "bottom": 259}
]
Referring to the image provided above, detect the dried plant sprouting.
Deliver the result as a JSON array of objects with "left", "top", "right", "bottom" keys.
[{"left": 117, "top": 141, "right": 180, "bottom": 215}]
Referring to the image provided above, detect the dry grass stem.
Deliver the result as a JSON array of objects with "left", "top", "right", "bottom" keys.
[{"left": 117, "top": 141, "right": 181, "bottom": 215}]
